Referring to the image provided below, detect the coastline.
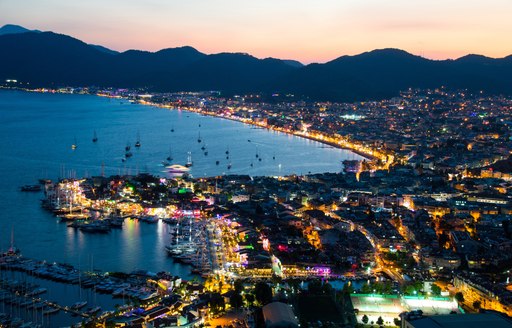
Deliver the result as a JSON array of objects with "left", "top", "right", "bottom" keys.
[
  {"left": 1, "top": 87, "right": 382, "bottom": 164},
  {"left": 187, "top": 110, "right": 377, "bottom": 161},
  {"left": 126, "top": 97, "right": 381, "bottom": 162}
]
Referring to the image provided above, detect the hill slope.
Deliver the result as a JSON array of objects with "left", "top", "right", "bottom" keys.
[{"left": 1, "top": 30, "right": 512, "bottom": 101}]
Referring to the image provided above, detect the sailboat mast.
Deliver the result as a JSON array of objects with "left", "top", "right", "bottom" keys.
[{"left": 10, "top": 226, "right": 14, "bottom": 252}]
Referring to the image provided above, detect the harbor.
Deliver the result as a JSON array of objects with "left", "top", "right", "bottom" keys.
[
  {"left": 0, "top": 250, "right": 185, "bottom": 327},
  {"left": 0, "top": 90, "right": 364, "bottom": 327}
]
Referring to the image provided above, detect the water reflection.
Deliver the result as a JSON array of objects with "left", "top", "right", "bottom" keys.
[{"left": 0, "top": 90, "right": 363, "bottom": 277}]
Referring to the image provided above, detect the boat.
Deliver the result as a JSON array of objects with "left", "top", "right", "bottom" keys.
[
  {"left": 166, "top": 164, "right": 190, "bottom": 173},
  {"left": 26, "top": 287, "right": 47, "bottom": 297},
  {"left": 92, "top": 130, "right": 98, "bottom": 143},
  {"left": 20, "top": 185, "right": 42, "bottom": 192},
  {"left": 105, "top": 216, "right": 124, "bottom": 228},
  {"left": 139, "top": 216, "right": 158, "bottom": 224},
  {"left": 29, "top": 302, "right": 46, "bottom": 309},
  {"left": 79, "top": 221, "right": 111, "bottom": 233},
  {"left": 185, "top": 151, "right": 193, "bottom": 167},
  {"left": 43, "top": 307, "right": 59, "bottom": 315},
  {"left": 125, "top": 151, "right": 133, "bottom": 158},
  {"left": 2, "top": 227, "right": 20, "bottom": 257},
  {"left": 86, "top": 306, "right": 101, "bottom": 315},
  {"left": 71, "top": 301, "right": 88, "bottom": 310},
  {"left": 225, "top": 147, "right": 230, "bottom": 155},
  {"left": 125, "top": 142, "right": 131, "bottom": 151},
  {"left": 215, "top": 160, "right": 220, "bottom": 165},
  {"left": 71, "top": 137, "right": 77, "bottom": 150},
  {"left": 197, "top": 132, "right": 202, "bottom": 143},
  {"left": 171, "top": 125, "right": 174, "bottom": 132},
  {"left": 227, "top": 163, "right": 232, "bottom": 170},
  {"left": 135, "top": 131, "right": 141, "bottom": 148}
]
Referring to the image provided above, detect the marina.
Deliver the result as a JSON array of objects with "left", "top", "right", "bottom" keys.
[
  {"left": 0, "top": 89, "right": 362, "bottom": 275},
  {"left": 0, "top": 90, "right": 363, "bottom": 326}
]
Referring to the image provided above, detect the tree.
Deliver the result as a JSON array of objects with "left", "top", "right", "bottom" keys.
[
  {"left": 362, "top": 314, "right": 369, "bottom": 324},
  {"left": 288, "top": 279, "right": 301, "bottom": 293},
  {"left": 376, "top": 316, "right": 384, "bottom": 326},
  {"left": 342, "top": 283, "right": 354, "bottom": 294},
  {"left": 431, "top": 283, "right": 441, "bottom": 296},
  {"left": 503, "top": 220, "right": 511, "bottom": 239},
  {"left": 361, "top": 282, "right": 372, "bottom": 294},
  {"left": 473, "top": 300, "right": 481, "bottom": 310},
  {"left": 405, "top": 284, "right": 417, "bottom": 296},
  {"left": 230, "top": 292, "right": 243, "bottom": 309},
  {"left": 382, "top": 281, "right": 392, "bottom": 295},
  {"left": 254, "top": 282, "right": 273, "bottom": 305},
  {"left": 244, "top": 293, "right": 255, "bottom": 307},
  {"left": 394, "top": 317, "right": 401, "bottom": 327},
  {"left": 406, "top": 256, "right": 417, "bottom": 269},
  {"left": 438, "top": 233, "right": 449, "bottom": 248},
  {"left": 234, "top": 280, "right": 244, "bottom": 293},
  {"left": 308, "top": 280, "right": 323, "bottom": 294},
  {"left": 209, "top": 292, "right": 225, "bottom": 314},
  {"left": 455, "top": 292, "right": 464, "bottom": 304},
  {"left": 322, "top": 282, "right": 334, "bottom": 295}
]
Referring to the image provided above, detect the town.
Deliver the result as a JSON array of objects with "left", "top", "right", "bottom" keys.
[{"left": 2, "top": 85, "right": 512, "bottom": 328}]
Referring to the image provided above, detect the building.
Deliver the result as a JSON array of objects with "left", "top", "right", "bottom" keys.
[
  {"left": 401, "top": 312, "right": 512, "bottom": 328},
  {"left": 262, "top": 302, "right": 299, "bottom": 328}
]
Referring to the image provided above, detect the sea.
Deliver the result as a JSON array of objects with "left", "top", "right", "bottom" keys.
[{"left": 0, "top": 90, "right": 363, "bottom": 326}]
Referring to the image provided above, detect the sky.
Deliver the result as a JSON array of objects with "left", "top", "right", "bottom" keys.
[{"left": 1, "top": 0, "right": 511, "bottom": 63}]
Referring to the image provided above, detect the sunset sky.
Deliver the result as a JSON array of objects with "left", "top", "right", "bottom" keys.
[{"left": 2, "top": 0, "right": 511, "bottom": 63}]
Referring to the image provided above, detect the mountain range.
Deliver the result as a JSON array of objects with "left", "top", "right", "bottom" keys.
[{"left": 1, "top": 24, "right": 512, "bottom": 101}]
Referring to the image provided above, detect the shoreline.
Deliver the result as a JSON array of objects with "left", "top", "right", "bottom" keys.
[
  {"left": 2, "top": 87, "right": 383, "bottom": 164},
  {"left": 127, "top": 97, "right": 381, "bottom": 162},
  {"left": 191, "top": 110, "right": 377, "bottom": 161}
]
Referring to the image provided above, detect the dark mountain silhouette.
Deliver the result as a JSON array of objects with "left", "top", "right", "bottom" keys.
[
  {"left": 271, "top": 59, "right": 303, "bottom": 68},
  {"left": 275, "top": 48, "right": 512, "bottom": 101},
  {"left": 1, "top": 27, "right": 512, "bottom": 101},
  {"left": 90, "top": 44, "right": 119, "bottom": 55},
  {"left": 0, "top": 24, "right": 41, "bottom": 35}
]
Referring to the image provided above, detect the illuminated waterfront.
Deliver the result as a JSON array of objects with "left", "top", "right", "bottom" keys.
[{"left": 0, "top": 90, "right": 363, "bottom": 274}]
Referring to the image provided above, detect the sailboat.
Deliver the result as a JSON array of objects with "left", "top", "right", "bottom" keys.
[
  {"left": 171, "top": 125, "right": 175, "bottom": 132},
  {"left": 3, "top": 226, "right": 20, "bottom": 257},
  {"left": 92, "top": 131, "right": 98, "bottom": 143},
  {"left": 71, "top": 137, "right": 77, "bottom": 150},
  {"left": 135, "top": 131, "right": 141, "bottom": 148},
  {"left": 125, "top": 142, "right": 131, "bottom": 151},
  {"left": 197, "top": 131, "right": 202, "bottom": 143},
  {"left": 185, "top": 151, "right": 193, "bottom": 167}
]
